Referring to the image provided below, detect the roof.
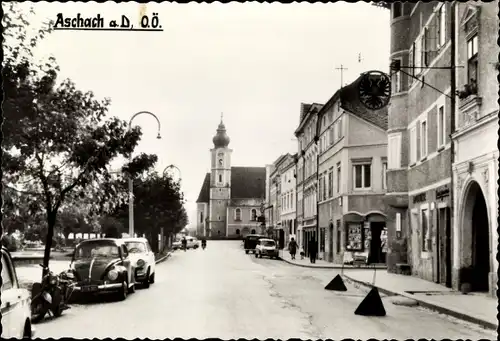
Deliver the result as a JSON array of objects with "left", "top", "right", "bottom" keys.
[
  {"left": 196, "top": 167, "right": 266, "bottom": 203},
  {"left": 231, "top": 167, "right": 266, "bottom": 199},
  {"left": 294, "top": 103, "right": 324, "bottom": 135},
  {"left": 339, "top": 74, "right": 388, "bottom": 130},
  {"left": 196, "top": 173, "right": 211, "bottom": 203}
]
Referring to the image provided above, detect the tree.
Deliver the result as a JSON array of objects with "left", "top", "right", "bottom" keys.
[
  {"left": 3, "top": 5, "right": 158, "bottom": 272},
  {"left": 99, "top": 216, "right": 125, "bottom": 238},
  {"left": 109, "top": 172, "right": 188, "bottom": 252}
]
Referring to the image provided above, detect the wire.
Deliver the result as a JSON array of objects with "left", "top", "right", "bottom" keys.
[{"left": 399, "top": 68, "right": 454, "bottom": 100}]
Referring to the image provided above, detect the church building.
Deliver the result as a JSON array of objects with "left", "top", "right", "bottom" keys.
[{"left": 195, "top": 118, "right": 266, "bottom": 239}]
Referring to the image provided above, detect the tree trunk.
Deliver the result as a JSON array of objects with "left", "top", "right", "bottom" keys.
[{"left": 42, "top": 211, "right": 57, "bottom": 276}]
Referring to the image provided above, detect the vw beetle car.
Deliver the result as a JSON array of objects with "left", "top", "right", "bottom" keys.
[
  {"left": 1, "top": 246, "right": 35, "bottom": 338},
  {"left": 123, "top": 237, "right": 155, "bottom": 288},
  {"left": 255, "top": 238, "right": 279, "bottom": 259},
  {"left": 69, "top": 238, "right": 136, "bottom": 300}
]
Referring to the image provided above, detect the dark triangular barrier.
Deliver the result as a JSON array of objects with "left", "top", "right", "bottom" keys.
[
  {"left": 325, "top": 274, "right": 348, "bottom": 291},
  {"left": 354, "top": 287, "right": 386, "bottom": 316}
]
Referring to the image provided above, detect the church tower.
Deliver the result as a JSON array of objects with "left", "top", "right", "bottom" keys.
[{"left": 209, "top": 114, "right": 232, "bottom": 238}]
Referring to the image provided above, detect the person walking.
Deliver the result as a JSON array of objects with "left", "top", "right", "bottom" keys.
[
  {"left": 308, "top": 239, "right": 318, "bottom": 264},
  {"left": 288, "top": 238, "right": 298, "bottom": 260}
]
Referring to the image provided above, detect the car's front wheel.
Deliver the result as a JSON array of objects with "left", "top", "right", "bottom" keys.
[{"left": 149, "top": 271, "right": 155, "bottom": 284}]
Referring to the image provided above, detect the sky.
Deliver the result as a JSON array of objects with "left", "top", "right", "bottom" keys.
[{"left": 18, "top": 2, "right": 390, "bottom": 229}]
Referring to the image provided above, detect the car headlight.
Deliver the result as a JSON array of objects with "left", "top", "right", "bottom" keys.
[
  {"left": 107, "top": 269, "right": 118, "bottom": 281},
  {"left": 137, "top": 259, "right": 145, "bottom": 268}
]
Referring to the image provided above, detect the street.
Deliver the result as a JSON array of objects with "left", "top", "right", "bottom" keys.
[{"left": 33, "top": 241, "right": 495, "bottom": 339}]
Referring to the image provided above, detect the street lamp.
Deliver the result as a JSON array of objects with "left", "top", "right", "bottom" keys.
[
  {"left": 128, "top": 111, "right": 162, "bottom": 237},
  {"left": 163, "top": 164, "right": 182, "bottom": 181}
]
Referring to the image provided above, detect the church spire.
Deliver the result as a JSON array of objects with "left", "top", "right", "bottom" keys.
[{"left": 213, "top": 113, "right": 230, "bottom": 148}]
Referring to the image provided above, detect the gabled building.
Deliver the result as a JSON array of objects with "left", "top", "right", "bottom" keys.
[
  {"left": 452, "top": 1, "right": 498, "bottom": 297},
  {"left": 295, "top": 103, "right": 323, "bottom": 255},
  {"left": 195, "top": 118, "right": 266, "bottom": 239},
  {"left": 317, "top": 75, "right": 389, "bottom": 264}
]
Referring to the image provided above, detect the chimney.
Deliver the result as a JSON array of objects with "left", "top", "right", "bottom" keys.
[{"left": 300, "top": 103, "right": 312, "bottom": 123}]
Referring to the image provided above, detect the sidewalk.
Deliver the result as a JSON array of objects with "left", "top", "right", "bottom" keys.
[
  {"left": 278, "top": 249, "right": 386, "bottom": 269},
  {"left": 280, "top": 251, "right": 497, "bottom": 330}
]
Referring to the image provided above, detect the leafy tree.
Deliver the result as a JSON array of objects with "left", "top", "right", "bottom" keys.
[
  {"left": 3, "top": 5, "right": 158, "bottom": 272},
  {"left": 109, "top": 172, "right": 188, "bottom": 252},
  {"left": 100, "top": 216, "right": 125, "bottom": 238}
]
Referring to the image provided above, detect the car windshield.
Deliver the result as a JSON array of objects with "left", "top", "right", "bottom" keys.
[
  {"left": 125, "top": 242, "right": 146, "bottom": 253},
  {"left": 261, "top": 241, "right": 275, "bottom": 247},
  {"left": 75, "top": 241, "right": 120, "bottom": 259}
]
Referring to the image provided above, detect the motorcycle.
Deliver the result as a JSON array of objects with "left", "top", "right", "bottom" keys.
[{"left": 31, "top": 264, "right": 76, "bottom": 322}]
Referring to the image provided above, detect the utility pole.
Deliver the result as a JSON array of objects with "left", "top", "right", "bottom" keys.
[{"left": 335, "top": 64, "right": 348, "bottom": 88}]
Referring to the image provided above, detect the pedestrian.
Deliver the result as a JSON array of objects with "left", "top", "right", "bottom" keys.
[
  {"left": 308, "top": 239, "right": 318, "bottom": 264},
  {"left": 288, "top": 238, "right": 298, "bottom": 260}
]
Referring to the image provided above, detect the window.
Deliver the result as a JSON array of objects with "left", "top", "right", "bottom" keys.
[
  {"left": 218, "top": 174, "right": 222, "bottom": 183},
  {"left": 392, "top": 58, "right": 402, "bottom": 93},
  {"left": 388, "top": 133, "right": 402, "bottom": 169},
  {"left": 354, "top": 163, "right": 371, "bottom": 189},
  {"left": 336, "top": 164, "right": 341, "bottom": 193},
  {"left": 420, "top": 119, "right": 428, "bottom": 159},
  {"left": 337, "top": 117, "right": 343, "bottom": 139},
  {"left": 236, "top": 229, "right": 240, "bottom": 235},
  {"left": 421, "top": 208, "right": 429, "bottom": 251},
  {"left": 410, "top": 126, "right": 417, "bottom": 164},
  {"left": 200, "top": 212, "right": 204, "bottom": 223},
  {"left": 422, "top": 27, "right": 429, "bottom": 67},
  {"left": 1, "top": 254, "right": 14, "bottom": 291},
  {"left": 320, "top": 228, "right": 325, "bottom": 252},
  {"left": 328, "top": 170, "right": 333, "bottom": 198},
  {"left": 393, "top": 2, "right": 402, "bottom": 19},
  {"left": 235, "top": 208, "right": 241, "bottom": 221},
  {"left": 409, "top": 45, "right": 415, "bottom": 80},
  {"left": 329, "top": 127, "right": 334, "bottom": 145},
  {"left": 437, "top": 4, "right": 447, "bottom": 48},
  {"left": 251, "top": 209, "right": 257, "bottom": 221},
  {"left": 467, "top": 34, "right": 478, "bottom": 84},
  {"left": 382, "top": 162, "right": 387, "bottom": 190},
  {"left": 437, "top": 105, "right": 445, "bottom": 148},
  {"left": 414, "top": 38, "right": 422, "bottom": 76}
]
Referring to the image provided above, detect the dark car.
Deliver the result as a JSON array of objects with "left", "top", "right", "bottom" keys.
[
  {"left": 69, "top": 238, "right": 136, "bottom": 301},
  {"left": 243, "top": 234, "right": 266, "bottom": 254}
]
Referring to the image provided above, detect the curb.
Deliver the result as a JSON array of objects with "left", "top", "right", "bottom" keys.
[
  {"left": 279, "top": 256, "right": 387, "bottom": 270},
  {"left": 155, "top": 251, "right": 172, "bottom": 264},
  {"left": 342, "top": 274, "right": 497, "bottom": 331}
]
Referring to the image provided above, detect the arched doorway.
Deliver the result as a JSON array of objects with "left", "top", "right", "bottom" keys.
[
  {"left": 251, "top": 229, "right": 256, "bottom": 234},
  {"left": 462, "top": 181, "right": 490, "bottom": 292}
]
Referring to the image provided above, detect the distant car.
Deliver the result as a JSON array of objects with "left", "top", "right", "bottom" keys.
[
  {"left": 186, "top": 237, "right": 199, "bottom": 249},
  {"left": 243, "top": 234, "right": 266, "bottom": 254},
  {"left": 255, "top": 239, "right": 279, "bottom": 259},
  {"left": 1, "top": 246, "right": 35, "bottom": 338},
  {"left": 123, "top": 238, "right": 155, "bottom": 288},
  {"left": 69, "top": 238, "right": 136, "bottom": 300}
]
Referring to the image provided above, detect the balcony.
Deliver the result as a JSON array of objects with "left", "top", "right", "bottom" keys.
[{"left": 457, "top": 81, "right": 482, "bottom": 129}]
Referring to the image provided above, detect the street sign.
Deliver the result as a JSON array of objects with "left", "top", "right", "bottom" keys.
[{"left": 358, "top": 70, "right": 391, "bottom": 110}]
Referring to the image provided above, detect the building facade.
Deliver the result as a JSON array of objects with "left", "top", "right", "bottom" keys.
[
  {"left": 385, "top": 1, "right": 455, "bottom": 285},
  {"left": 452, "top": 1, "right": 498, "bottom": 297},
  {"left": 195, "top": 119, "right": 266, "bottom": 239},
  {"left": 278, "top": 154, "right": 297, "bottom": 248},
  {"left": 295, "top": 103, "right": 323, "bottom": 256},
  {"left": 317, "top": 76, "right": 389, "bottom": 264}
]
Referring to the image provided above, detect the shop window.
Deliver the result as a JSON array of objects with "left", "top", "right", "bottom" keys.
[{"left": 421, "top": 208, "right": 430, "bottom": 251}]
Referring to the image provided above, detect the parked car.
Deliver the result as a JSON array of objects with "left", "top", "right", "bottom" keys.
[
  {"left": 1, "top": 246, "right": 35, "bottom": 338},
  {"left": 172, "top": 239, "right": 182, "bottom": 250},
  {"left": 255, "top": 239, "right": 279, "bottom": 259},
  {"left": 68, "top": 238, "right": 136, "bottom": 301},
  {"left": 186, "top": 237, "right": 199, "bottom": 249},
  {"left": 123, "top": 237, "right": 155, "bottom": 288},
  {"left": 243, "top": 234, "right": 266, "bottom": 254}
]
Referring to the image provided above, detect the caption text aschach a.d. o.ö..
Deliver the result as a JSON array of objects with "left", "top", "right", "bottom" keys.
[{"left": 53, "top": 12, "right": 163, "bottom": 31}]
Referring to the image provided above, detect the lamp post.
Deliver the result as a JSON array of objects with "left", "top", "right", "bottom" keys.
[
  {"left": 161, "top": 164, "right": 182, "bottom": 249},
  {"left": 128, "top": 111, "right": 162, "bottom": 237}
]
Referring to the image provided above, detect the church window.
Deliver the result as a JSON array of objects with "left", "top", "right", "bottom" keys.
[
  {"left": 251, "top": 209, "right": 257, "bottom": 221},
  {"left": 235, "top": 208, "right": 241, "bottom": 221},
  {"left": 219, "top": 174, "right": 223, "bottom": 183},
  {"left": 200, "top": 212, "right": 204, "bottom": 223}
]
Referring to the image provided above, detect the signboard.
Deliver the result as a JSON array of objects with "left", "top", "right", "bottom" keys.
[
  {"left": 358, "top": 71, "right": 391, "bottom": 110},
  {"left": 346, "top": 223, "right": 363, "bottom": 251}
]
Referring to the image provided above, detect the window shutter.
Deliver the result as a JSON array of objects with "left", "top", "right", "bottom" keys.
[{"left": 416, "top": 122, "right": 421, "bottom": 161}]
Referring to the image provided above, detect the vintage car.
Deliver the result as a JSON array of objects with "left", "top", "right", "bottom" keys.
[
  {"left": 1, "top": 246, "right": 35, "bottom": 338},
  {"left": 69, "top": 238, "right": 136, "bottom": 300},
  {"left": 243, "top": 234, "right": 266, "bottom": 254},
  {"left": 123, "top": 237, "right": 155, "bottom": 288},
  {"left": 255, "top": 238, "right": 279, "bottom": 259}
]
